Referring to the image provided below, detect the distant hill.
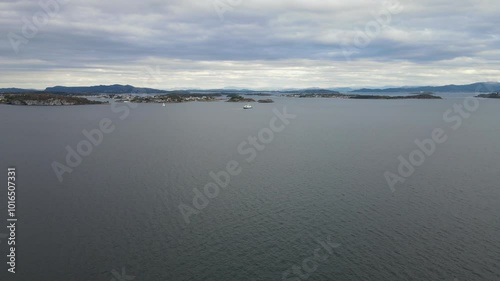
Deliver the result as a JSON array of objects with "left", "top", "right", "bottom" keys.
[
  {"left": 2, "top": 82, "right": 500, "bottom": 95},
  {"left": 351, "top": 82, "right": 500, "bottom": 93},
  {"left": 281, "top": 89, "right": 341, "bottom": 94},
  {"left": 45, "top": 84, "right": 168, "bottom": 94},
  {"left": 0, "top": 88, "right": 40, "bottom": 93}
]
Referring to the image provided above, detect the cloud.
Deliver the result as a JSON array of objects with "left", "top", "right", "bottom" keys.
[{"left": 0, "top": 0, "right": 499, "bottom": 88}]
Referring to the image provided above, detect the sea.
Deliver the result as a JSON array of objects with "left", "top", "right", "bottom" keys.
[{"left": 0, "top": 94, "right": 499, "bottom": 281}]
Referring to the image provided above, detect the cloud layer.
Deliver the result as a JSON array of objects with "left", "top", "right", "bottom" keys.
[{"left": 1, "top": 0, "right": 499, "bottom": 89}]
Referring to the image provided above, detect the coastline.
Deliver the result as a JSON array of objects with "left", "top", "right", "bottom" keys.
[{"left": 0, "top": 92, "right": 447, "bottom": 106}]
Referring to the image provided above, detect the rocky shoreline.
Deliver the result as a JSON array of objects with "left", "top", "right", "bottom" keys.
[
  {"left": 282, "top": 93, "right": 442, "bottom": 100},
  {"left": 226, "top": 94, "right": 256, "bottom": 103},
  {"left": 0, "top": 93, "right": 106, "bottom": 106},
  {"left": 0, "top": 92, "right": 444, "bottom": 106},
  {"left": 476, "top": 93, "right": 500, "bottom": 99},
  {"left": 128, "top": 93, "right": 222, "bottom": 103},
  {"left": 257, "top": 99, "right": 274, "bottom": 103}
]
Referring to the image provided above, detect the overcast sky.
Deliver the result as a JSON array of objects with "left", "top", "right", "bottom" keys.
[{"left": 1, "top": 0, "right": 499, "bottom": 89}]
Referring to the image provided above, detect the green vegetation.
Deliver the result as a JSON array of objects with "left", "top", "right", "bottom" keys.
[
  {"left": 257, "top": 99, "right": 274, "bottom": 103},
  {"left": 0, "top": 93, "right": 106, "bottom": 105},
  {"left": 476, "top": 93, "right": 500, "bottom": 99},
  {"left": 129, "top": 93, "right": 221, "bottom": 103},
  {"left": 226, "top": 95, "right": 256, "bottom": 102}
]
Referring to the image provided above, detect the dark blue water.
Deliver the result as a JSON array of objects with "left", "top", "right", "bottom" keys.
[{"left": 0, "top": 96, "right": 499, "bottom": 281}]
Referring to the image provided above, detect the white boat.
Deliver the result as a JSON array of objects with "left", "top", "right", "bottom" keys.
[
  {"left": 243, "top": 104, "right": 253, "bottom": 109},
  {"left": 162, "top": 103, "right": 166, "bottom": 107}
]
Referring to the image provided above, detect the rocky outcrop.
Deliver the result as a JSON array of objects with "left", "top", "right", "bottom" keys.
[
  {"left": 257, "top": 99, "right": 274, "bottom": 103},
  {"left": 0, "top": 93, "right": 106, "bottom": 106},
  {"left": 476, "top": 93, "right": 500, "bottom": 98},
  {"left": 226, "top": 95, "right": 256, "bottom": 102}
]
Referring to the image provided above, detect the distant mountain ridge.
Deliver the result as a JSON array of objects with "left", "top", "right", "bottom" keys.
[
  {"left": 0, "top": 88, "right": 39, "bottom": 93},
  {"left": 351, "top": 82, "right": 500, "bottom": 93},
  {"left": 45, "top": 84, "right": 168, "bottom": 94},
  {"left": 1, "top": 82, "right": 499, "bottom": 94}
]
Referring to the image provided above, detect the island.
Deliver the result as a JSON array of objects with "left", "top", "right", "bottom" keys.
[
  {"left": 257, "top": 99, "right": 274, "bottom": 103},
  {"left": 128, "top": 93, "right": 221, "bottom": 103},
  {"left": 0, "top": 86, "right": 444, "bottom": 106},
  {"left": 476, "top": 92, "right": 500, "bottom": 99},
  {"left": 282, "top": 92, "right": 442, "bottom": 99},
  {"left": 226, "top": 94, "right": 256, "bottom": 103},
  {"left": 282, "top": 92, "right": 345, "bottom": 98},
  {"left": 0, "top": 93, "right": 106, "bottom": 106}
]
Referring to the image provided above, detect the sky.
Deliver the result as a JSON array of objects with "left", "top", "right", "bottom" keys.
[{"left": 1, "top": 0, "right": 499, "bottom": 90}]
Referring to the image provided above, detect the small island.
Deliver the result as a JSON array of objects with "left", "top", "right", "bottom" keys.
[
  {"left": 258, "top": 99, "right": 274, "bottom": 103},
  {"left": 0, "top": 93, "right": 106, "bottom": 106},
  {"left": 283, "top": 92, "right": 442, "bottom": 100},
  {"left": 226, "top": 94, "right": 256, "bottom": 103},
  {"left": 476, "top": 92, "right": 500, "bottom": 99}
]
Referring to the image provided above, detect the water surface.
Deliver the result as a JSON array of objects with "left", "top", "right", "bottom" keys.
[{"left": 0, "top": 97, "right": 499, "bottom": 281}]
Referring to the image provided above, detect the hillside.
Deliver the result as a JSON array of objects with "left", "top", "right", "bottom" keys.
[
  {"left": 45, "top": 84, "right": 168, "bottom": 94},
  {"left": 351, "top": 82, "right": 500, "bottom": 93}
]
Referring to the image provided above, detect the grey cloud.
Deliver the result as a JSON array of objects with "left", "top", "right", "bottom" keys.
[{"left": 0, "top": 0, "right": 499, "bottom": 88}]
